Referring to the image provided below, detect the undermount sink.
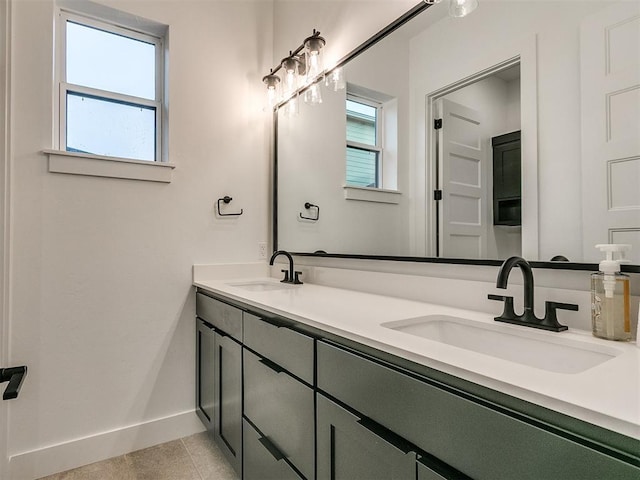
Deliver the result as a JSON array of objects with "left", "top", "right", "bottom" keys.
[
  {"left": 227, "top": 280, "right": 297, "bottom": 292},
  {"left": 381, "top": 315, "right": 623, "bottom": 374}
]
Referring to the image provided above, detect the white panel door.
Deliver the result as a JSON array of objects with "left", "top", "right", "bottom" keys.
[
  {"left": 581, "top": 2, "right": 640, "bottom": 263},
  {"left": 439, "top": 98, "right": 487, "bottom": 259}
]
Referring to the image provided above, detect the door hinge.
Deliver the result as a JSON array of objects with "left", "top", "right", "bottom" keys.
[
  {"left": 434, "top": 118, "right": 442, "bottom": 129},
  {"left": 434, "top": 190, "right": 442, "bottom": 201}
]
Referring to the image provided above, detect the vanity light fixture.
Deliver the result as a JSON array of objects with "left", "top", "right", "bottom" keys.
[
  {"left": 424, "top": 0, "right": 479, "bottom": 18},
  {"left": 262, "top": 29, "right": 332, "bottom": 110},
  {"left": 262, "top": 72, "right": 281, "bottom": 109}
]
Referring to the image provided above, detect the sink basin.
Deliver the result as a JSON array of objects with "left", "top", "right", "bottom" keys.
[
  {"left": 227, "top": 280, "right": 297, "bottom": 292},
  {"left": 382, "top": 315, "right": 622, "bottom": 374}
]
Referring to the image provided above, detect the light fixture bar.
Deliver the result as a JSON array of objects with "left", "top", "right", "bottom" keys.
[{"left": 265, "top": 29, "right": 323, "bottom": 77}]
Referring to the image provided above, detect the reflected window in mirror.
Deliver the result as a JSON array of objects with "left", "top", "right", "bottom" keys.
[
  {"left": 345, "top": 85, "right": 398, "bottom": 191},
  {"left": 346, "top": 96, "right": 381, "bottom": 188}
]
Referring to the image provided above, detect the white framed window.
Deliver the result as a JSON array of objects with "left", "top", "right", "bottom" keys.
[
  {"left": 346, "top": 95, "right": 383, "bottom": 188},
  {"left": 56, "top": 9, "right": 165, "bottom": 163}
]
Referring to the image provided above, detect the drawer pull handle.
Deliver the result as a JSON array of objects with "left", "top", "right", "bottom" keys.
[
  {"left": 418, "top": 454, "right": 471, "bottom": 480},
  {"left": 266, "top": 317, "right": 290, "bottom": 329},
  {"left": 258, "top": 357, "right": 286, "bottom": 374},
  {"left": 258, "top": 435, "right": 286, "bottom": 461},
  {"left": 1, "top": 366, "right": 27, "bottom": 400},
  {"left": 356, "top": 417, "right": 414, "bottom": 455},
  {"left": 198, "top": 319, "right": 215, "bottom": 330}
]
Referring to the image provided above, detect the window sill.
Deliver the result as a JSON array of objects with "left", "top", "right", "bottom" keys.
[
  {"left": 43, "top": 150, "right": 175, "bottom": 183},
  {"left": 343, "top": 185, "right": 402, "bottom": 204}
]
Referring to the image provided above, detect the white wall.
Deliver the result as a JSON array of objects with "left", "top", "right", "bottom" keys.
[{"left": 6, "top": 0, "right": 272, "bottom": 477}]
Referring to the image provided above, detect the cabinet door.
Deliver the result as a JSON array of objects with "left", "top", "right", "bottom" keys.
[
  {"left": 214, "top": 332, "right": 242, "bottom": 476},
  {"left": 317, "top": 394, "right": 415, "bottom": 480},
  {"left": 196, "top": 319, "right": 215, "bottom": 429}
]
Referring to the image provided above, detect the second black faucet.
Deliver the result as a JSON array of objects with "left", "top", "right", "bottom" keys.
[
  {"left": 269, "top": 250, "right": 303, "bottom": 285},
  {"left": 488, "top": 256, "right": 577, "bottom": 332}
]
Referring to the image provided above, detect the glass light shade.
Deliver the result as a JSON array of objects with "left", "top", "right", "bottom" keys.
[
  {"left": 423, "top": 0, "right": 443, "bottom": 3},
  {"left": 281, "top": 56, "right": 301, "bottom": 95},
  {"left": 282, "top": 93, "right": 299, "bottom": 118},
  {"left": 449, "top": 0, "right": 479, "bottom": 17},
  {"left": 303, "top": 82, "right": 322, "bottom": 106},
  {"left": 325, "top": 67, "right": 346, "bottom": 91},
  {"left": 262, "top": 73, "right": 281, "bottom": 109},
  {"left": 304, "top": 33, "right": 325, "bottom": 80}
]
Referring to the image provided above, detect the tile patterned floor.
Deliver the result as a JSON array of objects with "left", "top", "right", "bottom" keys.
[{"left": 37, "top": 432, "right": 239, "bottom": 480}]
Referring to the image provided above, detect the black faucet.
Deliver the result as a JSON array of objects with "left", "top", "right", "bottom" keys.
[
  {"left": 269, "top": 250, "right": 303, "bottom": 285},
  {"left": 488, "top": 256, "right": 577, "bottom": 332}
]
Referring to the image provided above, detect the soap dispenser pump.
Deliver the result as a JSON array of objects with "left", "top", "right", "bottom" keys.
[{"left": 591, "top": 244, "right": 631, "bottom": 341}]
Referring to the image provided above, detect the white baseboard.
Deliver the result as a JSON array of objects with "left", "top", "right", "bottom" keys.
[{"left": 8, "top": 410, "right": 206, "bottom": 480}]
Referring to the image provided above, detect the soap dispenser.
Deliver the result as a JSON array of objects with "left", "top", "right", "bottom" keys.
[{"left": 591, "top": 244, "right": 631, "bottom": 341}]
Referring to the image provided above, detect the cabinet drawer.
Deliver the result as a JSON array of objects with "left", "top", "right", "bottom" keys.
[
  {"left": 317, "top": 341, "right": 640, "bottom": 480},
  {"left": 196, "top": 292, "right": 242, "bottom": 341},
  {"left": 243, "top": 418, "right": 303, "bottom": 480},
  {"left": 317, "top": 394, "right": 416, "bottom": 480},
  {"left": 243, "top": 312, "right": 314, "bottom": 384},
  {"left": 244, "top": 349, "right": 314, "bottom": 479}
]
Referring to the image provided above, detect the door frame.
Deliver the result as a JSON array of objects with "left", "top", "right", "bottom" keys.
[
  {"left": 424, "top": 36, "right": 539, "bottom": 259},
  {"left": 1, "top": 0, "right": 11, "bottom": 476}
]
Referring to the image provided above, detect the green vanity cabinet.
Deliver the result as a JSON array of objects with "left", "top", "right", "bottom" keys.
[
  {"left": 194, "top": 290, "right": 640, "bottom": 480},
  {"left": 243, "top": 313, "right": 315, "bottom": 480},
  {"left": 317, "top": 340, "right": 640, "bottom": 480},
  {"left": 195, "top": 292, "right": 243, "bottom": 477}
]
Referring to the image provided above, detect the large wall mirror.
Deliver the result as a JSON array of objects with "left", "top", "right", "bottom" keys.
[{"left": 275, "top": 0, "right": 640, "bottom": 269}]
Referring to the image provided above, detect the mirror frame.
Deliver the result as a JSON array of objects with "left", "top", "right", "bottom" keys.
[{"left": 271, "top": 2, "right": 640, "bottom": 274}]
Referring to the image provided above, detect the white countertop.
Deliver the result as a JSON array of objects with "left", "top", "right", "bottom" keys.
[{"left": 194, "top": 274, "right": 640, "bottom": 440}]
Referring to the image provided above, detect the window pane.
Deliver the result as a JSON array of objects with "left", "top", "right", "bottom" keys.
[
  {"left": 66, "top": 92, "right": 156, "bottom": 161},
  {"left": 66, "top": 21, "right": 156, "bottom": 100},
  {"left": 346, "top": 146, "right": 378, "bottom": 187},
  {"left": 346, "top": 99, "right": 377, "bottom": 145}
]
